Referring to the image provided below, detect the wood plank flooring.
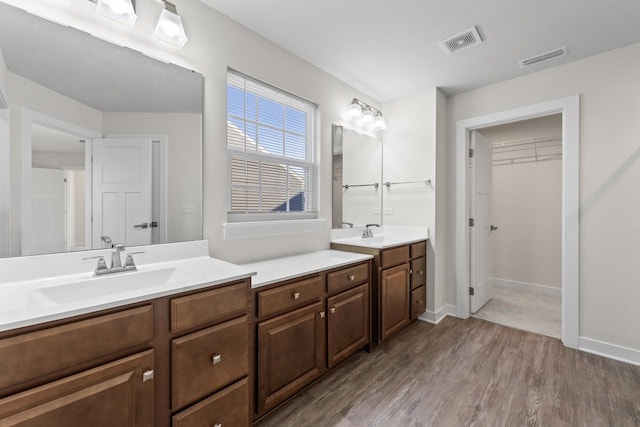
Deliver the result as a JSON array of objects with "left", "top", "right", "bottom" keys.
[{"left": 257, "top": 317, "right": 640, "bottom": 427}]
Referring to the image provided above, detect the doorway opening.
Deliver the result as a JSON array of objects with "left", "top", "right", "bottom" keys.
[
  {"left": 470, "top": 115, "right": 562, "bottom": 339},
  {"left": 455, "top": 96, "right": 579, "bottom": 349}
]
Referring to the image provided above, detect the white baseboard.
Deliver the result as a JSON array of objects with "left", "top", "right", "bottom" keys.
[
  {"left": 579, "top": 337, "right": 640, "bottom": 367},
  {"left": 419, "top": 304, "right": 457, "bottom": 325},
  {"left": 494, "top": 278, "right": 561, "bottom": 297}
]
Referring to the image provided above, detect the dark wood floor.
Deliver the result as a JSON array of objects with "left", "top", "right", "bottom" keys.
[{"left": 257, "top": 317, "right": 640, "bottom": 427}]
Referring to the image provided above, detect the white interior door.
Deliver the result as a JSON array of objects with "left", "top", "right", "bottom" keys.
[
  {"left": 31, "top": 168, "right": 66, "bottom": 255},
  {"left": 470, "top": 131, "right": 494, "bottom": 313},
  {"left": 92, "top": 138, "right": 152, "bottom": 248},
  {"left": 0, "top": 110, "right": 9, "bottom": 257}
]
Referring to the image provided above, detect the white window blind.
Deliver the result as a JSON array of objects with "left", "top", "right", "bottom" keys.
[{"left": 227, "top": 70, "right": 317, "bottom": 222}]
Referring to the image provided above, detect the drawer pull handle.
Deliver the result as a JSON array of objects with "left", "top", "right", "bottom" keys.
[
  {"left": 320, "top": 311, "right": 325, "bottom": 318},
  {"left": 212, "top": 354, "right": 222, "bottom": 365},
  {"left": 142, "top": 370, "right": 154, "bottom": 383},
  {"left": 330, "top": 307, "right": 336, "bottom": 314},
  {"left": 348, "top": 274, "right": 355, "bottom": 281},
  {"left": 292, "top": 292, "right": 300, "bottom": 300}
]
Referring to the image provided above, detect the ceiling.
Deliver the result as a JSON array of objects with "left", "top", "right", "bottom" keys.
[
  {"left": 200, "top": 0, "right": 640, "bottom": 101},
  {"left": 0, "top": 2, "right": 202, "bottom": 113}
]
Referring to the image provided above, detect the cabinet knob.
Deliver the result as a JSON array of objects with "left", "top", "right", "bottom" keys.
[
  {"left": 213, "top": 423, "right": 222, "bottom": 427},
  {"left": 320, "top": 311, "right": 325, "bottom": 318},
  {"left": 409, "top": 269, "right": 413, "bottom": 274},
  {"left": 417, "top": 300, "right": 423, "bottom": 305},
  {"left": 330, "top": 307, "right": 336, "bottom": 314},
  {"left": 292, "top": 292, "right": 300, "bottom": 300},
  {"left": 347, "top": 274, "right": 355, "bottom": 281},
  {"left": 418, "top": 270, "right": 424, "bottom": 275},
  {"left": 142, "top": 370, "right": 154, "bottom": 383},
  {"left": 212, "top": 354, "right": 222, "bottom": 365}
]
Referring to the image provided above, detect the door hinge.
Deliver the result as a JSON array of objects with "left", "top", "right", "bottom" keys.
[
  {"left": 469, "top": 218, "right": 475, "bottom": 227},
  {"left": 468, "top": 148, "right": 474, "bottom": 158},
  {"left": 469, "top": 287, "right": 475, "bottom": 296}
]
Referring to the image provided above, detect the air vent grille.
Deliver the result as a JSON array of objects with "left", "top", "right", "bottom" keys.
[
  {"left": 439, "top": 26, "right": 483, "bottom": 55},
  {"left": 519, "top": 46, "right": 568, "bottom": 68}
]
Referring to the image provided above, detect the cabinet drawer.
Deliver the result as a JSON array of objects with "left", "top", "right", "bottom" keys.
[
  {"left": 0, "top": 350, "right": 154, "bottom": 427},
  {"left": 411, "top": 286, "right": 427, "bottom": 320},
  {"left": 171, "top": 282, "right": 248, "bottom": 334},
  {"left": 172, "top": 378, "right": 249, "bottom": 427},
  {"left": 0, "top": 306, "right": 153, "bottom": 391},
  {"left": 258, "top": 276, "right": 323, "bottom": 319},
  {"left": 380, "top": 245, "right": 409, "bottom": 269},
  {"left": 172, "top": 316, "right": 248, "bottom": 411},
  {"left": 327, "top": 262, "right": 369, "bottom": 294},
  {"left": 410, "top": 257, "right": 426, "bottom": 289},
  {"left": 410, "top": 241, "right": 426, "bottom": 258}
]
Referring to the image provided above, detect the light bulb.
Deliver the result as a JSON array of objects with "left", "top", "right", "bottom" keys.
[
  {"left": 373, "top": 112, "right": 387, "bottom": 130},
  {"left": 104, "top": 0, "right": 129, "bottom": 15},
  {"left": 362, "top": 108, "right": 375, "bottom": 124},
  {"left": 347, "top": 101, "right": 362, "bottom": 118}
]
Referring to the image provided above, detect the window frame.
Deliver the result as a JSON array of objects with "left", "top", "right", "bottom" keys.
[{"left": 226, "top": 69, "right": 318, "bottom": 223}]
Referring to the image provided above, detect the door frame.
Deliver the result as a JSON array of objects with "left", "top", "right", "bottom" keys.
[
  {"left": 455, "top": 95, "right": 579, "bottom": 348},
  {"left": 20, "top": 108, "right": 100, "bottom": 255}
]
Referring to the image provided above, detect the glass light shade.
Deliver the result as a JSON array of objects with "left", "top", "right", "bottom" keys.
[
  {"left": 362, "top": 108, "right": 375, "bottom": 124},
  {"left": 153, "top": 8, "right": 188, "bottom": 48},
  {"left": 96, "top": 0, "right": 136, "bottom": 28},
  {"left": 346, "top": 101, "right": 362, "bottom": 118},
  {"left": 373, "top": 112, "right": 387, "bottom": 130}
]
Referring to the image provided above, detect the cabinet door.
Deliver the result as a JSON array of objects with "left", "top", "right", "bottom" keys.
[
  {"left": 0, "top": 350, "right": 154, "bottom": 427},
  {"left": 327, "top": 283, "right": 369, "bottom": 368},
  {"left": 410, "top": 256, "right": 426, "bottom": 289},
  {"left": 257, "top": 301, "right": 325, "bottom": 414},
  {"left": 411, "top": 285, "right": 427, "bottom": 320},
  {"left": 380, "top": 263, "right": 410, "bottom": 341}
]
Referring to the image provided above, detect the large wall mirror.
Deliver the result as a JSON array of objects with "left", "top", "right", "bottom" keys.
[
  {"left": 0, "top": 2, "right": 203, "bottom": 258},
  {"left": 332, "top": 125, "right": 382, "bottom": 228}
]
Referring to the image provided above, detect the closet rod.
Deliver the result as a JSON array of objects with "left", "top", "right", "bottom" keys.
[
  {"left": 384, "top": 178, "right": 431, "bottom": 188},
  {"left": 493, "top": 135, "right": 561, "bottom": 148}
]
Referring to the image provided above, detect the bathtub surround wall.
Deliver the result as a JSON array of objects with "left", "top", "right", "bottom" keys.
[
  {"left": 445, "top": 42, "right": 640, "bottom": 358},
  {"left": 478, "top": 115, "right": 562, "bottom": 290}
]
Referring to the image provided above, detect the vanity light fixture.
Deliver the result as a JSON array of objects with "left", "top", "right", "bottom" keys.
[
  {"left": 95, "top": 0, "right": 137, "bottom": 28},
  {"left": 346, "top": 98, "right": 387, "bottom": 131},
  {"left": 153, "top": 0, "right": 188, "bottom": 48}
]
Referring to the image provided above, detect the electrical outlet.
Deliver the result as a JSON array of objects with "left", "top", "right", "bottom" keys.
[
  {"left": 383, "top": 207, "right": 393, "bottom": 215},
  {"left": 182, "top": 203, "right": 196, "bottom": 214}
]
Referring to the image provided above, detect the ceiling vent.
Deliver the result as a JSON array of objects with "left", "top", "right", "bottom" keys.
[
  {"left": 519, "top": 46, "right": 568, "bottom": 68},
  {"left": 439, "top": 26, "right": 483, "bottom": 55}
]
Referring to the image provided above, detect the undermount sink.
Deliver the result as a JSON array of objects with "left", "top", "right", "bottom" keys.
[{"left": 35, "top": 267, "right": 177, "bottom": 304}]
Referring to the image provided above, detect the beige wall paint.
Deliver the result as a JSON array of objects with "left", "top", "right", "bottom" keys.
[
  {"left": 478, "top": 115, "right": 562, "bottom": 288},
  {"left": 445, "top": 42, "right": 640, "bottom": 350}
]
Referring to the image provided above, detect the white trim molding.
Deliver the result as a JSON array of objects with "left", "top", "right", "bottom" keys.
[
  {"left": 493, "top": 278, "right": 561, "bottom": 297},
  {"left": 222, "top": 218, "right": 326, "bottom": 240},
  {"left": 579, "top": 337, "right": 640, "bottom": 367},
  {"left": 420, "top": 304, "right": 457, "bottom": 325},
  {"left": 455, "top": 95, "right": 580, "bottom": 349}
]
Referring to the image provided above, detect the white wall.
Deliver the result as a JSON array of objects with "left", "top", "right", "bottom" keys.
[
  {"left": 0, "top": 44, "right": 8, "bottom": 107},
  {"left": 32, "top": 151, "right": 85, "bottom": 169},
  {"left": 478, "top": 115, "right": 562, "bottom": 288},
  {"left": 444, "top": 42, "right": 640, "bottom": 351},
  {"left": 382, "top": 88, "right": 438, "bottom": 312},
  {"left": 0, "top": 0, "right": 380, "bottom": 263},
  {"left": 102, "top": 112, "right": 202, "bottom": 243}
]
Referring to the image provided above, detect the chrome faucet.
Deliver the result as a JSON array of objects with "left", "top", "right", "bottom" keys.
[
  {"left": 101, "top": 235, "right": 112, "bottom": 249},
  {"left": 342, "top": 222, "right": 354, "bottom": 228},
  {"left": 362, "top": 223, "right": 380, "bottom": 238},
  {"left": 83, "top": 243, "right": 144, "bottom": 276}
]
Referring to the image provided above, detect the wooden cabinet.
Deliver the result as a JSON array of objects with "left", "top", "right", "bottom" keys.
[
  {"left": 331, "top": 239, "right": 428, "bottom": 344},
  {"left": 253, "top": 260, "right": 370, "bottom": 421},
  {"left": 0, "top": 278, "right": 252, "bottom": 427},
  {"left": 380, "top": 263, "right": 411, "bottom": 340},
  {"left": 0, "top": 350, "right": 155, "bottom": 427},
  {"left": 327, "top": 283, "right": 369, "bottom": 368},
  {"left": 257, "top": 301, "right": 325, "bottom": 414}
]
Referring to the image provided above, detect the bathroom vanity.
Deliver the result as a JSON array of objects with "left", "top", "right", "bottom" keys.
[{"left": 0, "top": 241, "right": 254, "bottom": 427}]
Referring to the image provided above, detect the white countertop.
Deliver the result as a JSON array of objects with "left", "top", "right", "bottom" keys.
[
  {"left": 241, "top": 250, "right": 373, "bottom": 288},
  {"left": 0, "top": 241, "right": 255, "bottom": 332},
  {"left": 330, "top": 225, "right": 429, "bottom": 249}
]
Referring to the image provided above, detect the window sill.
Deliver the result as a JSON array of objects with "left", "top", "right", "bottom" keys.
[{"left": 222, "top": 219, "right": 326, "bottom": 240}]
